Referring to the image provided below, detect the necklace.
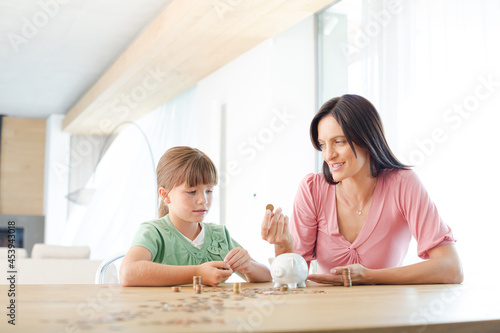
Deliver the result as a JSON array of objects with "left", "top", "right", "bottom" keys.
[{"left": 339, "top": 180, "right": 377, "bottom": 215}]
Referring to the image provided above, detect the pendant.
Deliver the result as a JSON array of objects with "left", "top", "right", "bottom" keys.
[{"left": 356, "top": 210, "right": 362, "bottom": 215}]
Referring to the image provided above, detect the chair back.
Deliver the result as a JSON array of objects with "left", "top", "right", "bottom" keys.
[{"left": 95, "top": 253, "right": 125, "bottom": 284}]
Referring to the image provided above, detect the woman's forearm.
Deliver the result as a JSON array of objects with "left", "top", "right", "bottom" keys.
[{"left": 367, "top": 254, "right": 463, "bottom": 285}]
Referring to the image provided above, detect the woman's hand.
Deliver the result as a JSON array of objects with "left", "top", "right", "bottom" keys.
[
  {"left": 307, "top": 264, "right": 371, "bottom": 285},
  {"left": 196, "top": 261, "right": 233, "bottom": 286},
  {"left": 260, "top": 208, "right": 294, "bottom": 254},
  {"left": 224, "top": 247, "right": 252, "bottom": 274}
]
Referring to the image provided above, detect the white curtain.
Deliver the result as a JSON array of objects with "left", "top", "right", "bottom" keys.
[
  {"left": 61, "top": 87, "right": 198, "bottom": 259},
  {"left": 323, "top": 0, "right": 500, "bottom": 278}
]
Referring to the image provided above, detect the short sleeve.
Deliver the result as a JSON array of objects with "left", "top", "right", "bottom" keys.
[
  {"left": 130, "top": 222, "right": 164, "bottom": 260},
  {"left": 289, "top": 173, "right": 319, "bottom": 262},
  {"left": 398, "top": 170, "right": 456, "bottom": 259}
]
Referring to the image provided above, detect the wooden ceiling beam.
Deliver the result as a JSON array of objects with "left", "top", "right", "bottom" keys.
[{"left": 62, "top": 0, "right": 334, "bottom": 135}]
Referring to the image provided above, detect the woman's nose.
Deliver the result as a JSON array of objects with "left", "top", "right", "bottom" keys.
[{"left": 323, "top": 145, "right": 337, "bottom": 161}]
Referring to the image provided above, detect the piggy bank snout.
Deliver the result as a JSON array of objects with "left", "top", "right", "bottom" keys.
[{"left": 273, "top": 267, "right": 285, "bottom": 278}]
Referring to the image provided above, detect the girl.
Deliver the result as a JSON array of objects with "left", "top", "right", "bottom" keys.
[{"left": 120, "top": 146, "right": 271, "bottom": 286}]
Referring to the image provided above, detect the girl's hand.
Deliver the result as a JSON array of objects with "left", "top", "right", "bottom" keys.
[
  {"left": 196, "top": 261, "right": 233, "bottom": 286},
  {"left": 307, "top": 264, "right": 370, "bottom": 286},
  {"left": 224, "top": 247, "right": 252, "bottom": 274},
  {"left": 260, "top": 208, "right": 294, "bottom": 251}
]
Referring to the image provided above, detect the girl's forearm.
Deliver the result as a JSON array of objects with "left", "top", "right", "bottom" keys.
[
  {"left": 244, "top": 260, "right": 272, "bottom": 283},
  {"left": 120, "top": 261, "right": 199, "bottom": 287}
]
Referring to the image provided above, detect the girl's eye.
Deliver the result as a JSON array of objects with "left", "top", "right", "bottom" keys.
[
  {"left": 206, "top": 190, "right": 213, "bottom": 194},
  {"left": 187, "top": 190, "right": 196, "bottom": 194}
]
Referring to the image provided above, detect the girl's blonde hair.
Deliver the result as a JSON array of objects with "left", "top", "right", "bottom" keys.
[{"left": 157, "top": 146, "right": 218, "bottom": 218}]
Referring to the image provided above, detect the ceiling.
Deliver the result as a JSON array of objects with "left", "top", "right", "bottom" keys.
[
  {"left": 0, "top": 0, "right": 335, "bottom": 134},
  {"left": 0, "top": 0, "right": 173, "bottom": 118}
]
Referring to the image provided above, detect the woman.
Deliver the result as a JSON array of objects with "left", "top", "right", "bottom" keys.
[{"left": 261, "top": 94, "right": 463, "bottom": 285}]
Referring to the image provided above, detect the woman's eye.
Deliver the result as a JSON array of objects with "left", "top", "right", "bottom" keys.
[
  {"left": 318, "top": 143, "right": 325, "bottom": 150},
  {"left": 335, "top": 140, "right": 346, "bottom": 145}
]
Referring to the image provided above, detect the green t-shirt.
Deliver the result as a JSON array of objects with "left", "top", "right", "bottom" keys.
[{"left": 130, "top": 215, "right": 243, "bottom": 266}]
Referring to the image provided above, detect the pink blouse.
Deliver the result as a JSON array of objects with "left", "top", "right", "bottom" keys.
[{"left": 289, "top": 169, "right": 455, "bottom": 274}]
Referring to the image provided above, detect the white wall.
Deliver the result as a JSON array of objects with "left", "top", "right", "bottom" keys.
[
  {"left": 44, "top": 114, "right": 71, "bottom": 245},
  {"left": 43, "top": 16, "right": 317, "bottom": 263},
  {"left": 196, "top": 16, "right": 317, "bottom": 265}
]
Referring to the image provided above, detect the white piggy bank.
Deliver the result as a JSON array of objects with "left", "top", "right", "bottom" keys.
[{"left": 270, "top": 253, "right": 308, "bottom": 289}]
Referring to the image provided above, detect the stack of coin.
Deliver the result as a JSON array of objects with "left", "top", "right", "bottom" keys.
[
  {"left": 193, "top": 276, "right": 201, "bottom": 291},
  {"left": 342, "top": 268, "right": 352, "bottom": 287},
  {"left": 171, "top": 286, "right": 181, "bottom": 292},
  {"left": 266, "top": 204, "right": 274, "bottom": 212},
  {"left": 280, "top": 285, "right": 289, "bottom": 292},
  {"left": 233, "top": 282, "right": 241, "bottom": 294},
  {"left": 194, "top": 284, "right": 203, "bottom": 294}
]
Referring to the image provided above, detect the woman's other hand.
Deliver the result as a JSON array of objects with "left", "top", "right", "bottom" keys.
[{"left": 307, "top": 264, "right": 370, "bottom": 285}]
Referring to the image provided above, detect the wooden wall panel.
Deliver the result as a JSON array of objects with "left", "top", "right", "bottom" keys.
[{"left": 0, "top": 117, "right": 46, "bottom": 215}]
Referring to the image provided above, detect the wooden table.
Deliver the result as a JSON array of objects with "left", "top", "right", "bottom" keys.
[{"left": 2, "top": 282, "right": 499, "bottom": 332}]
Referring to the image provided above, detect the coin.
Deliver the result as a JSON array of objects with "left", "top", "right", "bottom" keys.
[{"left": 266, "top": 204, "right": 274, "bottom": 212}]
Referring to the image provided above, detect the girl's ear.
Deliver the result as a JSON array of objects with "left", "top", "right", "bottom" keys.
[{"left": 158, "top": 187, "right": 171, "bottom": 204}]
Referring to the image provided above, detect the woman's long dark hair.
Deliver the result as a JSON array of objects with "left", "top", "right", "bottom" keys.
[{"left": 310, "top": 94, "right": 409, "bottom": 184}]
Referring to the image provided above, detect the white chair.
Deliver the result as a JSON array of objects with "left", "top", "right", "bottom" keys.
[{"left": 95, "top": 253, "right": 125, "bottom": 284}]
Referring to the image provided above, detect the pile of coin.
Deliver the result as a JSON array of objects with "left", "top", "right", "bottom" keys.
[
  {"left": 342, "top": 268, "right": 352, "bottom": 287},
  {"left": 194, "top": 285, "right": 203, "bottom": 294},
  {"left": 193, "top": 276, "right": 202, "bottom": 293},
  {"left": 233, "top": 282, "right": 241, "bottom": 294}
]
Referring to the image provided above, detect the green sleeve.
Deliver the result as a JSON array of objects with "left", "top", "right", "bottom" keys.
[{"left": 130, "top": 222, "right": 164, "bottom": 260}]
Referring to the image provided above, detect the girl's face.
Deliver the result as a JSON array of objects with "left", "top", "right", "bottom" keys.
[
  {"left": 317, "top": 115, "right": 370, "bottom": 182},
  {"left": 165, "top": 182, "right": 214, "bottom": 224}
]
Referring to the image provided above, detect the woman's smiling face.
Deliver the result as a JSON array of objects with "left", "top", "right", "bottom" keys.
[{"left": 317, "top": 115, "right": 370, "bottom": 182}]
